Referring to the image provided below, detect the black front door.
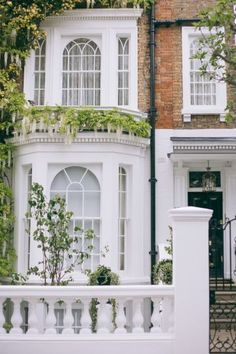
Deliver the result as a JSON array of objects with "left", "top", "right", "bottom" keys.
[{"left": 188, "top": 192, "right": 223, "bottom": 277}]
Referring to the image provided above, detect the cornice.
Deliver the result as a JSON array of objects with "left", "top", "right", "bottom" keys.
[
  {"left": 43, "top": 9, "right": 143, "bottom": 24},
  {"left": 10, "top": 132, "right": 149, "bottom": 149},
  {"left": 171, "top": 137, "right": 236, "bottom": 154}
]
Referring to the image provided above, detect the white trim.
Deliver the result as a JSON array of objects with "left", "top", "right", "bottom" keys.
[
  {"left": 42, "top": 9, "right": 143, "bottom": 24},
  {"left": 182, "top": 27, "right": 227, "bottom": 122},
  {"left": 24, "top": 9, "right": 141, "bottom": 110}
]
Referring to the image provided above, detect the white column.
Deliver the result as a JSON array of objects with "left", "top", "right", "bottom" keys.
[
  {"left": 169, "top": 206, "right": 212, "bottom": 354},
  {"left": 173, "top": 167, "right": 188, "bottom": 208},
  {"left": 101, "top": 158, "right": 118, "bottom": 269}
]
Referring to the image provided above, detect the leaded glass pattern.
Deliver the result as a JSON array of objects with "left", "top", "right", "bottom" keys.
[
  {"left": 34, "top": 39, "right": 46, "bottom": 105},
  {"left": 118, "top": 166, "right": 127, "bottom": 271},
  {"left": 118, "top": 37, "right": 129, "bottom": 106},
  {"left": 51, "top": 166, "right": 101, "bottom": 271},
  {"left": 62, "top": 38, "right": 101, "bottom": 106}
]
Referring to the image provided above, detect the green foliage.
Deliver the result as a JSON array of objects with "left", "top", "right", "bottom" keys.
[
  {"left": 87, "top": 264, "right": 120, "bottom": 285},
  {"left": 153, "top": 259, "right": 172, "bottom": 285},
  {"left": 153, "top": 227, "right": 173, "bottom": 285},
  {"left": 16, "top": 106, "right": 150, "bottom": 139},
  {"left": 27, "top": 183, "right": 95, "bottom": 285},
  {"left": 87, "top": 265, "right": 119, "bottom": 332},
  {"left": 194, "top": 0, "right": 236, "bottom": 118}
]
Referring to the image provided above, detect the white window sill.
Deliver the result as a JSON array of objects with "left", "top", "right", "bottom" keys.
[{"left": 182, "top": 108, "right": 226, "bottom": 123}]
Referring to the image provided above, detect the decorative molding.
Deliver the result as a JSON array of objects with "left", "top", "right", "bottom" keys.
[
  {"left": 43, "top": 9, "right": 143, "bottom": 24},
  {"left": 10, "top": 132, "right": 149, "bottom": 149},
  {"left": 182, "top": 113, "right": 191, "bottom": 122}
]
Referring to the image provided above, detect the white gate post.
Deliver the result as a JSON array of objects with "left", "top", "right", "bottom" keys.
[{"left": 169, "top": 206, "right": 213, "bottom": 354}]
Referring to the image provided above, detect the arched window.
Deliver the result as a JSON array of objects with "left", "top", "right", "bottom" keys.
[
  {"left": 118, "top": 37, "right": 129, "bottom": 106},
  {"left": 62, "top": 38, "right": 101, "bottom": 106},
  {"left": 34, "top": 39, "right": 46, "bottom": 105},
  {"left": 51, "top": 166, "right": 101, "bottom": 270},
  {"left": 190, "top": 39, "right": 216, "bottom": 106}
]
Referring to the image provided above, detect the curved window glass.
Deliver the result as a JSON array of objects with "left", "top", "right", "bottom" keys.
[
  {"left": 34, "top": 39, "right": 46, "bottom": 105},
  {"left": 118, "top": 166, "right": 127, "bottom": 270},
  {"left": 118, "top": 37, "right": 129, "bottom": 106},
  {"left": 51, "top": 166, "right": 101, "bottom": 270},
  {"left": 62, "top": 38, "right": 101, "bottom": 106}
]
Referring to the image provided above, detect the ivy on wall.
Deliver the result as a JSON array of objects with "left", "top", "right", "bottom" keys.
[
  {"left": 0, "top": 0, "right": 151, "bottom": 279},
  {"left": 15, "top": 107, "right": 150, "bottom": 141}
]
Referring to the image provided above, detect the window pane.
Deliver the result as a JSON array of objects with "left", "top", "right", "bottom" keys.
[
  {"left": 84, "top": 192, "right": 100, "bottom": 217},
  {"left": 62, "top": 38, "right": 101, "bottom": 106}
]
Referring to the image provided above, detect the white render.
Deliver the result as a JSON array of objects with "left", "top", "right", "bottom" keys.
[
  {"left": 0, "top": 207, "right": 211, "bottom": 354},
  {"left": 24, "top": 9, "right": 142, "bottom": 111},
  {"left": 13, "top": 132, "right": 150, "bottom": 284},
  {"left": 156, "top": 128, "right": 236, "bottom": 281}
]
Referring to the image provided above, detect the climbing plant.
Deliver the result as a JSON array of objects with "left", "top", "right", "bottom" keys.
[{"left": 0, "top": 0, "right": 152, "bottom": 279}]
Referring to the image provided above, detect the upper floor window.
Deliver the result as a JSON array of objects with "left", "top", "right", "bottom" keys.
[
  {"left": 34, "top": 39, "right": 46, "bottom": 105},
  {"left": 62, "top": 38, "right": 101, "bottom": 106},
  {"left": 190, "top": 39, "right": 216, "bottom": 106},
  {"left": 118, "top": 37, "right": 129, "bottom": 106},
  {"left": 182, "top": 27, "right": 226, "bottom": 122},
  {"left": 24, "top": 9, "right": 142, "bottom": 110}
]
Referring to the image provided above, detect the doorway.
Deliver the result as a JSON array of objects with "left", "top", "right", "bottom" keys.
[{"left": 188, "top": 192, "right": 223, "bottom": 277}]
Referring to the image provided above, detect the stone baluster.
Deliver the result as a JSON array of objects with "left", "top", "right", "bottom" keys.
[
  {"left": 167, "top": 297, "right": 174, "bottom": 333},
  {"left": 80, "top": 299, "right": 92, "bottom": 334},
  {"left": 114, "top": 299, "right": 127, "bottom": 334},
  {"left": 97, "top": 298, "right": 110, "bottom": 334},
  {"left": 132, "top": 298, "right": 144, "bottom": 333},
  {"left": 45, "top": 299, "right": 56, "bottom": 334},
  {"left": 0, "top": 298, "right": 6, "bottom": 334},
  {"left": 151, "top": 296, "right": 162, "bottom": 333},
  {"left": 62, "top": 299, "right": 74, "bottom": 335},
  {"left": 27, "top": 298, "right": 40, "bottom": 334},
  {"left": 10, "top": 298, "right": 23, "bottom": 334},
  {"left": 161, "top": 296, "right": 174, "bottom": 333}
]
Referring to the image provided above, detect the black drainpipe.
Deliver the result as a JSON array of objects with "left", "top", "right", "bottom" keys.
[
  {"left": 149, "top": 4, "right": 157, "bottom": 284},
  {"left": 148, "top": 13, "right": 200, "bottom": 283}
]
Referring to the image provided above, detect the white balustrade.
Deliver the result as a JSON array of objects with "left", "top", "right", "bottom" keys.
[
  {"left": 45, "top": 299, "right": 57, "bottom": 334},
  {"left": 80, "top": 299, "right": 92, "bottom": 334},
  {"left": 132, "top": 298, "right": 144, "bottom": 333},
  {"left": 0, "top": 285, "right": 174, "bottom": 338},
  {"left": 62, "top": 299, "right": 74, "bottom": 335},
  {"left": 10, "top": 298, "right": 23, "bottom": 334},
  {"left": 27, "top": 298, "right": 40, "bottom": 334},
  {"left": 97, "top": 298, "right": 111, "bottom": 334},
  {"left": 151, "top": 296, "right": 162, "bottom": 333},
  {"left": 114, "top": 298, "right": 127, "bottom": 334}
]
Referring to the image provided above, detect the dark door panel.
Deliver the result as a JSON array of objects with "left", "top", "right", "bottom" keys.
[{"left": 188, "top": 192, "right": 223, "bottom": 277}]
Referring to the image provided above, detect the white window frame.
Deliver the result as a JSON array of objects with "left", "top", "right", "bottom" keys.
[
  {"left": 50, "top": 166, "right": 101, "bottom": 272},
  {"left": 23, "top": 9, "right": 141, "bottom": 110},
  {"left": 182, "top": 27, "right": 227, "bottom": 122}
]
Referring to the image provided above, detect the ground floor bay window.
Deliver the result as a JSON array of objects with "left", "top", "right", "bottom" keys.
[{"left": 12, "top": 132, "right": 150, "bottom": 284}]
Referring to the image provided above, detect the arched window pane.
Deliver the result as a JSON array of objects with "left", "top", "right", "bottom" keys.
[
  {"left": 118, "top": 37, "right": 129, "bottom": 106},
  {"left": 34, "top": 39, "right": 46, "bottom": 105},
  {"left": 62, "top": 38, "right": 101, "bottom": 106},
  {"left": 50, "top": 166, "right": 101, "bottom": 271},
  {"left": 118, "top": 166, "right": 127, "bottom": 271}
]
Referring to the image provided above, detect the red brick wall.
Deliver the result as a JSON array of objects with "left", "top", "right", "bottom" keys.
[{"left": 137, "top": 0, "right": 236, "bottom": 129}]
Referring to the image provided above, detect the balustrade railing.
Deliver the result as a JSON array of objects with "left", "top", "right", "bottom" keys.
[{"left": 0, "top": 285, "right": 174, "bottom": 337}]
